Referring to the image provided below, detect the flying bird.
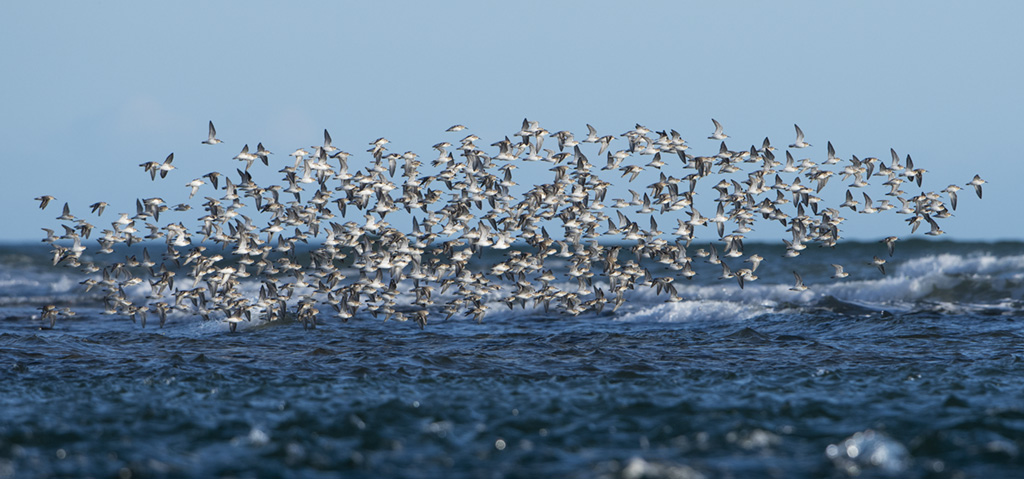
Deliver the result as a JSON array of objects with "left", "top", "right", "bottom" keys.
[
  {"left": 789, "top": 124, "right": 810, "bottom": 148},
  {"left": 790, "top": 271, "right": 808, "bottom": 291},
  {"left": 708, "top": 119, "right": 728, "bottom": 140},
  {"left": 35, "top": 195, "right": 55, "bottom": 210},
  {"left": 202, "top": 121, "right": 222, "bottom": 145},
  {"left": 967, "top": 175, "right": 985, "bottom": 199}
]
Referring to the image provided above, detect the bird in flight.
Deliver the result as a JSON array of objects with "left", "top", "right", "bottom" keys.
[
  {"left": 789, "top": 124, "right": 810, "bottom": 148},
  {"left": 202, "top": 121, "right": 222, "bottom": 145}
]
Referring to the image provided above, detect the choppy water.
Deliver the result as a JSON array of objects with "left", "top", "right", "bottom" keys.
[{"left": 2, "top": 240, "right": 1023, "bottom": 478}]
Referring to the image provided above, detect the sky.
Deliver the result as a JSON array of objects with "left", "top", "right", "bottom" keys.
[{"left": 2, "top": 1, "right": 1021, "bottom": 243}]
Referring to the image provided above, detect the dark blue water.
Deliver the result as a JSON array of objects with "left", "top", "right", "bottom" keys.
[{"left": 2, "top": 241, "right": 1023, "bottom": 478}]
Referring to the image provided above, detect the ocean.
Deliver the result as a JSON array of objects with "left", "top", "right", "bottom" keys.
[{"left": 1, "top": 239, "right": 1023, "bottom": 478}]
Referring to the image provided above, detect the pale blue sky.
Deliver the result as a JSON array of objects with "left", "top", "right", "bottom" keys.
[{"left": 2, "top": 1, "right": 1021, "bottom": 242}]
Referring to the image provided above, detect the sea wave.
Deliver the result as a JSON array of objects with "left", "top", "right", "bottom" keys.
[
  {"left": 594, "top": 252, "right": 1023, "bottom": 322},
  {"left": 2, "top": 249, "right": 1022, "bottom": 323},
  {"left": 821, "top": 253, "right": 1024, "bottom": 313}
]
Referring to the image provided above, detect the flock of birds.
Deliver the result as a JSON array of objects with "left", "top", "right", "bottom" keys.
[{"left": 35, "top": 119, "right": 985, "bottom": 330}]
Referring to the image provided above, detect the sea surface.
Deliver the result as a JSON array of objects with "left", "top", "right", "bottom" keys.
[{"left": 2, "top": 240, "right": 1023, "bottom": 478}]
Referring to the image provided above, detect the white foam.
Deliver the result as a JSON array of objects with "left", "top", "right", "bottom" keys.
[
  {"left": 898, "top": 253, "right": 1024, "bottom": 278},
  {"left": 615, "top": 300, "right": 766, "bottom": 323},
  {"left": 0, "top": 271, "right": 78, "bottom": 293}
]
